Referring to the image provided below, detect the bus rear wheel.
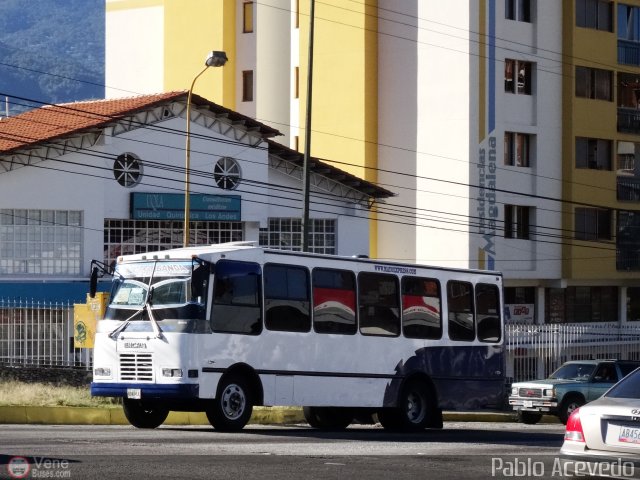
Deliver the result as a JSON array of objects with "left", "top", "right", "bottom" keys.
[
  {"left": 122, "top": 399, "right": 169, "bottom": 429},
  {"left": 206, "top": 375, "right": 253, "bottom": 432},
  {"left": 379, "top": 379, "right": 435, "bottom": 432},
  {"left": 303, "top": 407, "right": 352, "bottom": 430}
]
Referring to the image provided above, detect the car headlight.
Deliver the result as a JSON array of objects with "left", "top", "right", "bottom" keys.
[
  {"left": 544, "top": 388, "right": 555, "bottom": 397},
  {"left": 511, "top": 387, "right": 518, "bottom": 395}
]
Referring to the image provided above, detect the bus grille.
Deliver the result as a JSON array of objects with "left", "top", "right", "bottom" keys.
[{"left": 119, "top": 353, "right": 154, "bottom": 382}]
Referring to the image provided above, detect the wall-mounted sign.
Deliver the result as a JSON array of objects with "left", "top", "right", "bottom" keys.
[{"left": 131, "top": 193, "right": 241, "bottom": 221}]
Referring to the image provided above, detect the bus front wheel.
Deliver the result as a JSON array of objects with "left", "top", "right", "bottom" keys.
[
  {"left": 207, "top": 375, "right": 253, "bottom": 432},
  {"left": 122, "top": 399, "right": 169, "bottom": 429}
]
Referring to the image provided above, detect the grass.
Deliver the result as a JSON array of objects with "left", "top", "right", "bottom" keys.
[{"left": 0, "top": 380, "right": 121, "bottom": 408}]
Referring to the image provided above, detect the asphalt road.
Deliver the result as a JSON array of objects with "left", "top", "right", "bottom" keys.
[{"left": 0, "top": 422, "right": 568, "bottom": 480}]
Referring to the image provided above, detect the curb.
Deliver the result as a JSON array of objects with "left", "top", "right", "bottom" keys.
[{"left": 0, "top": 406, "right": 560, "bottom": 426}]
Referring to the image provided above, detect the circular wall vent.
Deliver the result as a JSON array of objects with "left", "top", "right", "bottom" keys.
[
  {"left": 113, "top": 153, "right": 143, "bottom": 188},
  {"left": 214, "top": 157, "right": 241, "bottom": 190}
]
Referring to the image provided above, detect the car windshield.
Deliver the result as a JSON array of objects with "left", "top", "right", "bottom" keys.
[
  {"left": 549, "top": 363, "right": 596, "bottom": 381},
  {"left": 606, "top": 368, "right": 640, "bottom": 399}
]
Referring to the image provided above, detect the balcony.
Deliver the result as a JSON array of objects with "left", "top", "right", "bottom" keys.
[
  {"left": 617, "top": 108, "right": 640, "bottom": 134},
  {"left": 617, "top": 248, "right": 640, "bottom": 271},
  {"left": 618, "top": 39, "right": 640, "bottom": 66},
  {"left": 617, "top": 174, "right": 640, "bottom": 201}
]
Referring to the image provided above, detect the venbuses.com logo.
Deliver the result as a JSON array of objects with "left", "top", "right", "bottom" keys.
[{"left": 7, "top": 456, "right": 31, "bottom": 479}]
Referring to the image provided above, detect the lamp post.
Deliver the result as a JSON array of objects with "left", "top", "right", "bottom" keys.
[{"left": 183, "top": 50, "right": 228, "bottom": 248}]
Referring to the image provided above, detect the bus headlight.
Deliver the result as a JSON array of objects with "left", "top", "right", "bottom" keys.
[
  {"left": 162, "top": 368, "right": 183, "bottom": 378},
  {"left": 94, "top": 367, "right": 112, "bottom": 378}
]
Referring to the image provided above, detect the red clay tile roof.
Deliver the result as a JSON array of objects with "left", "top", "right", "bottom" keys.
[{"left": 0, "top": 91, "right": 280, "bottom": 155}]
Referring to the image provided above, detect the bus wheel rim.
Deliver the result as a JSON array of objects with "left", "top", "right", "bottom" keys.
[{"left": 221, "top": 383, "right": 245, "bottom": 420}]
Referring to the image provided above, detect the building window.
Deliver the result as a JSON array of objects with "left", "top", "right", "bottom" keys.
[
  {"left": 564, "top": 286, "right": 618, "bottom": 323},
  {"left": 575, "top": 137, "right": 612, "bottom": 170},
  {"left": 258, "top": 218, "right": 335, "bottom": 254},
  {"left": 575, "top": 207, "right": 612, "bottom": 241},
  {"left": 294, "top": 66, "right": 300, "bottom": 99},
  {"left": 504, "top": 205, "right": 531, "bottom": 239},
  {"left": 504, "top": 132, "right": 531, "bottom": 167},
  {"left": 575, "top": 66, "right": 612, "bottom": 101},
  {"left": 113, "top": 153, "right": 143, "bottom": 188},
  {"left": 617, "top": 210, "right": 640, "bottom": 270},
  {"left": 214, "top": 157, "right": 241, "bottom": 190},
  {"left": 576, "top": 0, "right": 613, "bottom": 31},
  {"left": 505, "top": 0, "right": 531, "bottom": 22},
  {"left": 627, "top": 287, "right": 640, "bottom": 321},
  {"left": 242, "top": 70, "right": 254, "bottom": 102},
  {"left": 0, "top": 209, "right": 82, "bottom": 275},
  {"left": 620, "top": 4, "right": 640, "bottom": 41},
  {"left": 104, "top": 219, "right": 242, "bottom": 267},
  {"left": 243, "top": 2, "right": 254, "bottom": 33},
  {"left": 505, "top": 59, "right": 532, "bottom": 95},
  {"left": 295, "top": 0, "right": 300, "bottom": 28}
]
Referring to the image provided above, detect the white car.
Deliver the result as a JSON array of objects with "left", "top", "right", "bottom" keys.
[{"left": 560, "top": 367, "right": 640, "bottom": 476}]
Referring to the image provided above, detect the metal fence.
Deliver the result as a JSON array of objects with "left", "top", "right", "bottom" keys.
[
  {"left": 3, "top": 298, "right": 640, "bottom": 381},
  {"left": 505, "top": 323, "right": 640, "bottom": 383},
  {"left": 0, "top": 298, "right": 92, "bottom": 369}
]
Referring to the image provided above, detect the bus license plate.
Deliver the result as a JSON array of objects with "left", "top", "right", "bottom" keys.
[
  {"left": 619, "top": 426, "right": 640, "bottom": 444},
  {"left": 127, "top": 388, "right": 141, "bottom": 399}
]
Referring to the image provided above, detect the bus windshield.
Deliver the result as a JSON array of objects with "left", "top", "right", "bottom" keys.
[{"left": 105, "top": 261, "right": 209, "bottom": 324}]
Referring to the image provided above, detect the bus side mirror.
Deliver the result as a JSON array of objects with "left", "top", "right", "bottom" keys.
[
  {"left": 89, "top": 260, "right": 114, "bottom": 299},
  {"left": 89, "top": 267, "right": 99, "bottom": 298}
]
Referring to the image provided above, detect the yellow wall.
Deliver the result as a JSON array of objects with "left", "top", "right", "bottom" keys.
[
  {"left": 562, "top": 0, "right": 634, "bottom": 280},
  {"left": 298, "top": 0, "right": 378, "bottom": 253},
  {"left": 163, "top": 0, "right": 236, "bottom": 108}
]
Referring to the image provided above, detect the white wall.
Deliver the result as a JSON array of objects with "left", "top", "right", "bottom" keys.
[{"left": 105, "top": 2, "right": 164, "bottom": 98}]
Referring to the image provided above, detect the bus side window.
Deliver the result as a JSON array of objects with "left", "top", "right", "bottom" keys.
[
  {"left": 312, "top": 268, "right": 357, "bottom": 335},
  {"left": 476, "top": 283, "right": 501, "bottom": 343},
  {"left": 358, "top": 272, "right": 400, "bottom": 337},
  {"left": 264, "top": 264, "right": 311, "bottom": 332},
  {"left": 447, "top": 281, "right": 475, "bottom": 341},
  {"left": 401, "top": 276, "right": 442, "bottom": 339},
  {"left": 211, "top": 260, "right": 262, "bottom": 335}
]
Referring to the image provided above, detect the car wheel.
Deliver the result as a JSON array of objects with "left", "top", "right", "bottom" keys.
[
  {"left": 559, "top": 396, "right": 584, "bottom": 425},
  {"left": 518, "top": 411, "right": 542, "bottom": 425},
  {"left": 122, "top": 398, "right": 169, "bottom": 429}
]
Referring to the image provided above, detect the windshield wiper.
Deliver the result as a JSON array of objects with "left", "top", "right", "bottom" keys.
[{"left": 108, "top": 262, "right": 165, "bottom": 340}]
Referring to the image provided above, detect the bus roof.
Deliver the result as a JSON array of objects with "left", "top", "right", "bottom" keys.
[{"left": 115, "top": 242, "right": 502, "bottom": 278}]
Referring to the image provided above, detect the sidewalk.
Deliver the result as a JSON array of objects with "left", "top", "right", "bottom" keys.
[{"left": 0, "top": 406, "right": 559, "bottom": 426}]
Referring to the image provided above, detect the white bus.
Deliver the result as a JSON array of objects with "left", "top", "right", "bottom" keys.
[{"left": 90, "top": 242, "right": 505, "bottom": 432}]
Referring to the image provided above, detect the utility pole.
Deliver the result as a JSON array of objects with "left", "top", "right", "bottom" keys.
[{"left": 301, "top": 0, "right": 315, "bottom": 252}]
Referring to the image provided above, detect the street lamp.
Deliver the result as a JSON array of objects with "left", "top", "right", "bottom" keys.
[{"left": 183, "top": 50, "right": 228, "bottom": 248}]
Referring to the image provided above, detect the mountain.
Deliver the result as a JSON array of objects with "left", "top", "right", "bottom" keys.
[{"left": 0, "top": 0, "right": 104, "bottom": 115}]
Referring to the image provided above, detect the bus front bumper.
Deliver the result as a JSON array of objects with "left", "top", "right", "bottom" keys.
[{"left": 91, "top": 382, "right": 199, "bottom": 399}]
